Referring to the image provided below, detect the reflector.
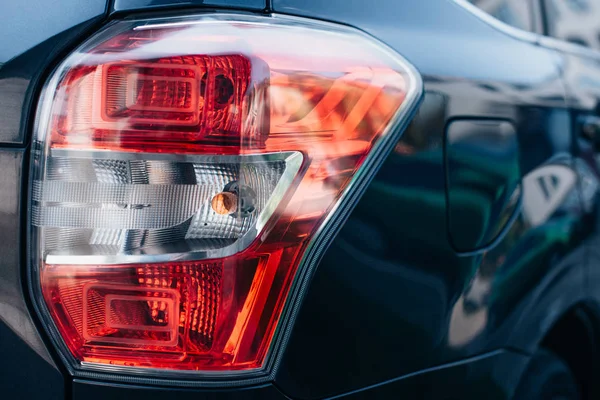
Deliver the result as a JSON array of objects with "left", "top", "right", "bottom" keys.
[{"left": 30, "top": 13, "right": 421, "bottom": 377}]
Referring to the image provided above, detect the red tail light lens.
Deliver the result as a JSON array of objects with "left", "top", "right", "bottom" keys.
[
  {"left": 53, "top": 54, "right": 264, "bottom": 153},
  {"left": 30, "top": 14, "right": 421, "bottom": 376}
]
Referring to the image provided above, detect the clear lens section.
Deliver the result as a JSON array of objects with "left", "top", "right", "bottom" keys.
[
  {"left": 33, "top": 152, "right": 301, "bottom": 261},
  {"left": 31, "top": 13, "right": 420, "bottom": 374}
]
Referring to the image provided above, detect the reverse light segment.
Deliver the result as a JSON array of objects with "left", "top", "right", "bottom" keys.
[{"left": 31, "top": 14, "right": 420, "bottom": 375}]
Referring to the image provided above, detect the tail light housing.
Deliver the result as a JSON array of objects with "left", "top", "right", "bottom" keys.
[{"left": 29, "top": 13, "right": 421, "bottom": 380}]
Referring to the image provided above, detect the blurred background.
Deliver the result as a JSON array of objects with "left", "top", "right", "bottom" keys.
[{"left": 470, "top": 0, "right": 600, "bottom": 50}]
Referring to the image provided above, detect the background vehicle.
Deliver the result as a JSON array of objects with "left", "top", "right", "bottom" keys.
[{"left": 3, "top": 0, "right": 600, "bottom": 399}]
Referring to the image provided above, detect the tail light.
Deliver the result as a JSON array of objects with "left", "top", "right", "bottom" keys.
[{"left": 29, "top": 13, "right": 421, "bottom": 379}]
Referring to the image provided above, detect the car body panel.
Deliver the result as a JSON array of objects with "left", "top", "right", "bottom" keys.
[
  {"left": 0, "top": 0, "right": 107, "bottom": 144},
  {"left": 73, "top": 380, "right": 288, "bottom": 400},
  {"left": 72, "top": 350, "right": 527, "bottom": 400},
  {"left": 270, "top": 0, "right": 588, "bottom": 398},
  {"left": 445, "top": 119, "right": 521, "bottom": 252},
  {"left": 544, "top": 35, "right": 600, "bottom": 375},
  {"left": 0, "top": 0, "right": 598, "bottom": 399},
  {"left": 339, "top": 350, "right": 528, "bottom": 400},
  {"left": 0, "top": 149, "right": 64, "bottom": 399}
]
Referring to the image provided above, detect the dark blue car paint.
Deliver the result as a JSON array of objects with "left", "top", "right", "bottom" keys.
[
  {"left": 73, "top": 379, "right": 289, "bottom": 399},
  {"left": 1, "top": 0, "right": 600, "bottom": 399},
  {"left": 268, "top": 1, "right": 589, "bottom": 399},
  {"left": 0, "top": 149, "right": 65, "bottom": 398},
  {"left": 0, "top": 0, "right": 107, "bottom": 144},
  {"left": 445, "top": 119, "right": 521, "bottom": 252}
]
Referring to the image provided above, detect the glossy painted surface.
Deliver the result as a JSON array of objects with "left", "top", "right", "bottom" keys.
[
  {"left": 73, "top": 380, "right": 288, "bottom": 399},
  {"left": 72, "top": 351, "right": 528, "bottom": 400},
  {"left": 2, "top": 0, "right": 600, "bottom": 399},
  {"left": 545, "top": 31, "right": 600, "bottom": 398},
  {"left": 271, "top": 0, "right": 588, "bottom": 398},
  {"left": 0, "top": 0, "right": 107, "bottom": 144},
  {"left": 0, "top": 150, "right": 64, "bottom": 398},
  {"left": 340, "top": 351, "right": 528, "bottom": 399},
  {"left": 446, "top": 119, "right": 521, "bottom": 252}
]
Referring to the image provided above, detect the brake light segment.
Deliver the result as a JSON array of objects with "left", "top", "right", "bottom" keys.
[
  {"left": 52, "top": 53, "right": 265, "bottom": 153},
  {"left": 31, "top": 14, "right": 421, "bottom": 375}
]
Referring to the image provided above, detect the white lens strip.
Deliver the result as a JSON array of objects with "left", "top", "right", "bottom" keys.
[
  {"left": 39, "top": 151, "right": 304, "bottom": 264},
  {"left": 33, "top": 181, "right": 213, "bottom": 206},
  {"left": 33, "top": 202, "right": 203, "bottom": 230}
]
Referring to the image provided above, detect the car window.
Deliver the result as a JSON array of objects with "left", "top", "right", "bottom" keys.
[
  {"left": 467, "top": 0, "right": 533, "bottom": 32},
  {"left": 545, "top": 0, "right": 600, "bottom": 49}
]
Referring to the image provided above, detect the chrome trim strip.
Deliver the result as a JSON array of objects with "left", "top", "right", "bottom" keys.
[{"left": 452, "top": 0, "right": 540, "bottom": 44}]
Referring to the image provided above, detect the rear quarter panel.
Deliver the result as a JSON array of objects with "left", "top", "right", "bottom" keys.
[{"left": 271, "top": 0, "right": 588, "bottom": 398}]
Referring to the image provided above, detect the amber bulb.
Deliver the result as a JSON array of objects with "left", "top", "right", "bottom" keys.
[{"left": 211, "top": 192, "right": 238, "bottom": 215}]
